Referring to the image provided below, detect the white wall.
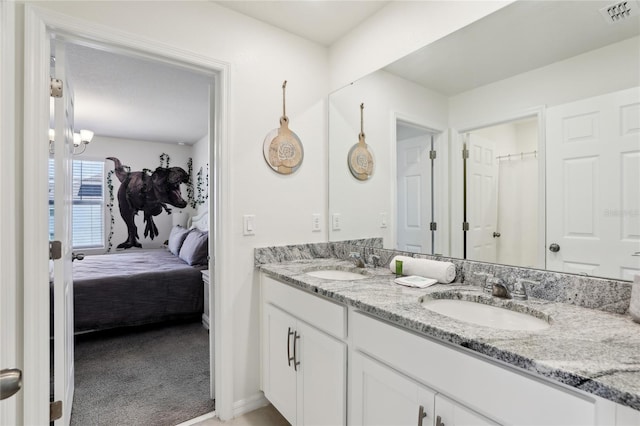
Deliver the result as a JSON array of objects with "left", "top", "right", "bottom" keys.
[
  {"left": 23, "top": 0, "right": 329, "bottom": 415},
  {"left": 191, "top": 133, "right": 210, "bottom": 217},
  {"left": 76, "top": 136, "right": 193, "bottom": 253},
  {"left": 449, "top": 36, "right": 640, "bottom": 127},
  {"left": 329, "top": 69, "right": 448, "bottom": 247},
  {"left": 329, "top": 0, "right": 513, "bottom": 90}
]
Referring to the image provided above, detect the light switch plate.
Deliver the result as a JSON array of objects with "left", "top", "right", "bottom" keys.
[
  {"left": 312, "top": 213, "right": 321, "bottom": 232},
  {"left": 243, "top": 215, "right": 255, "bottom": 236},
  {"left": 332, "top": 213, "right": 341, "bottom": 231},
  {"left": 380, "top": 212, "right": 388, "bottom": 228}
]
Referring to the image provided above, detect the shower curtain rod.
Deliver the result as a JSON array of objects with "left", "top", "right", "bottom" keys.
[{"left": 496, "top": 150, "right": 537, "bottom": 161}]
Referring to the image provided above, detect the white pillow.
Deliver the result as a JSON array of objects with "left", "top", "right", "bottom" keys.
[{"left": 168, "top": 225, "right": 192, "bottom": 256}]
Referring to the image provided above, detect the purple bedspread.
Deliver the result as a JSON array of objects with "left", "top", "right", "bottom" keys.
[{"left": 63, "top": 249, "right": 204, "bottom": 333}]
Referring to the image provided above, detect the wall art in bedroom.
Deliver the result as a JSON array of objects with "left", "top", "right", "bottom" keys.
[{"left": 107, "top": 157, "right": 189, "bottom": 249}]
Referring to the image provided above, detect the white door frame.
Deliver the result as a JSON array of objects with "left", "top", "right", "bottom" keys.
[
  {"left": 390, "top": 112, "right": 448, "bottom": 255},
  {"left": 0, "top": 1, "right": 20, "bottom": 425},
  {"left": 450, "top": 106, "right": 546, "bottom": 267},
  {"left": 23, "top": 5, "right": 233, "bottom": 423}
]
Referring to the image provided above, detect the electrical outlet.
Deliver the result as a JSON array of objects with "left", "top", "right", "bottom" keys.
[
  {"left": 332, "top": 213, "right": 341, "bottom": 231},
  {"left": 380, "top": 212, "right": 388, "bottom": 228},
  {"left": 243, "top": 215, "right": 255, "bottom": 236},
  {"left": 312, "top": 213, "right": 321, "bottom": 232}
]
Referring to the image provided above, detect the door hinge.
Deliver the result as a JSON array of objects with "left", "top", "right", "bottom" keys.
[
  {"left": 462, "top": 222, "right": 469, "bottom": 231},
  {"left": 462, "top": 147, "right": 469, "bottom": 159},
  {"left": 430, "top": 222, "right": 437, "bottom": 231},
  {"left": 49, "top": 240, "right": 62, "bottom": 260},
  {"left": 50, "top": 78, "right": 63, "bottom": 98},
  {"left": 50, "top": 400, "right": 62, "bottom": 422},
  {"left": 429, "top": 150, "right": 437, "bottom": 160}
]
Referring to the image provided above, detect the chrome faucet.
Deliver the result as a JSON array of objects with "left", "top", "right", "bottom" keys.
[
  {"left": 512, "top": 279, "right": 531, "bottom": 300},
  {"left": 367, "top": 254, "right": 381, "bottom": 268},
  {"left": 486, "top": 277, "right": 534, "bottom": 300},
  {"left": 488, "top": 276, "right": 512, "bottom": 299},
  {"left": 349, "top": 252, "right": 365, "bottom": 268}
]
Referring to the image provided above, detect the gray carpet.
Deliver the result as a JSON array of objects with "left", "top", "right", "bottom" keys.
[{"left": 71, "top": 321, "right": 215, "bottom": 426}]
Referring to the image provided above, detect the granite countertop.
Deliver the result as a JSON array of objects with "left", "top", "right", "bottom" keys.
[{"left": 259, "top": 258, "right": 640, "bottom": 411}]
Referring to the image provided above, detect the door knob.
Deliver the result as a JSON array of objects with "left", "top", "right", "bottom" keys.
[
  {"left": 549, "top": 243, "right": 560, "bottom": 253},
  {"left": 492, "top": 232, "right": 501, "bottom": 238},
  {"left": 0, "top": 368, "right": 22, "bottom": 400},
  {"left": 72, "top": 252, "right": 85, "bottom": 262}
]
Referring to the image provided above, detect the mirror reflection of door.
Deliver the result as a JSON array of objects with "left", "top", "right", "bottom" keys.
[
  {"left": 396, "top": 121, "right": 437, "bottom": 254},
  {"left": 546, "top": 87, "right": 640, "bottom": 280},
  {"left": 464, "top": 117, "right": 541, "bottom": 268},
  {"left": 466, "top": 133, "right": 498, "bottom": 263}
]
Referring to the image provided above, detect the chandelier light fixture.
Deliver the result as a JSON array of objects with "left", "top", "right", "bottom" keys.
[{"left": 49, "top": 129, "right": 95, "bottom": 155}]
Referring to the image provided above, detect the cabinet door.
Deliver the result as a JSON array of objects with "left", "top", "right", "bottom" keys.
[
  {"left": 297, "top": 320, "right": 347, "bottom": 426},
  {"left": 435, "top": 395, "right": 499, "bottom": 426},
  {"left": 263, "top": 304, "right": 298, "bottom": 424},
  {"left": 350, "top": 351, "right": 436, "bottom": 426}
]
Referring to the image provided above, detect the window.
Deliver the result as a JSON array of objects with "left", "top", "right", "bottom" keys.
[{"left": 49, "top": 159, "right": 105, "bottom": 249}]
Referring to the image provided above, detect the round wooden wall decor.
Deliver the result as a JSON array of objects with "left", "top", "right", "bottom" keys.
[{"left": 263, "top": 80, "right": 303, "bottom": 175}]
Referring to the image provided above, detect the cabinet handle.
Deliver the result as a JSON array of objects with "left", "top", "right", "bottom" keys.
[
  {"left": 287, "top": 327, "right": 294, "bottom": 367},
  {"left": 293, "top": 330, "right": 301, "bottom": 371},
  {"left": 436, "top": 415, "right": 445, "bottom": 426},
  {"left": 418, "top": 405, "right": 427, "bottom": 426}
]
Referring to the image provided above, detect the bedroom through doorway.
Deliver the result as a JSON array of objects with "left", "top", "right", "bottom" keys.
[{"left": 48, "top": 37, "right": 217, "bottom": 426}]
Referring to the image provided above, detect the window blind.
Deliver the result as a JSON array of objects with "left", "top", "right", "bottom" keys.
[{"left": 49, "top": 159, "right": 105, "bottom": 249}]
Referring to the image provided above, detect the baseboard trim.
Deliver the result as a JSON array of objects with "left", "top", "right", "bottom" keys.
[
  {"left": 232, "top": 392, "right": 269, "bottom": 417},
  {"left": 176, "top": 410, "right": 216, "bottom": 426}
]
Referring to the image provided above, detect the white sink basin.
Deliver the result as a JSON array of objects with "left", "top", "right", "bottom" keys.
[
  {"left": 421, "top": 298, "right": 550, "bottom": 331},
  {"left": 305, "top": 269, "right": 369, "bottom": 281}
]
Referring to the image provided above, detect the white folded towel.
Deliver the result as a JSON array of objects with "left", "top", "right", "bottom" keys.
[
  {"left": 394, "top": 275, "right": 438, "bottom": 288},
  {"left": 389, "top": 255, "right": 456, "bottom": 284}
]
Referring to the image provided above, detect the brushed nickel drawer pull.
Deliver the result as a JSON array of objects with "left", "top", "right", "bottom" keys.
[
  {"left": 418, "top": 405, "right": 427, "bottom": 426},
  {"left": 287, "top": 327, "right": 294, "bottom": 367}
]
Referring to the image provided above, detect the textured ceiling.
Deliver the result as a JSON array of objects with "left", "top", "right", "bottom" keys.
[{"left": 65, "top": 43, "right": 212, "bottom": 145}]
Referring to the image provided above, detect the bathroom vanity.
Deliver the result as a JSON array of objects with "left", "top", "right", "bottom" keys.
[{"left": 258, "top": 254, "right": 640, "bottom": 426}]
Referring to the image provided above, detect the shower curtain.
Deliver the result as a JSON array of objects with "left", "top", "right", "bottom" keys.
[{"left": 496, "top": 156, "right": 538, "bottom": 267}]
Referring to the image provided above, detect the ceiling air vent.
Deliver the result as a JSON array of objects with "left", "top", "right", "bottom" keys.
[{"left": 600, "top": 0, "right": 639, "bottom": 24}]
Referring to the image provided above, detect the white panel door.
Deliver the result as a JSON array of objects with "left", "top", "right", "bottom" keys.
[
  {"left": 546, "top": 87, "right": 640, "bottom": 279},
  {"left": 52, "top": 40, "right": 75, "bottom": 426},
  {"left": 397, "top": 136, "right": 432, "bottom": 253},
  {"left": 467, "top": 134, "right": 499, "bottom": 262},
  {"left": 297, "top": 321, "right": 346, "bottom": 426},
  {"left": 350, "top": 351, "right": 436, "bottom": 426},
  {"left": 435, "top": 395, "right": 499, "bottom": 426},
  {"left": 263, "top": 304, "right": 297, "bottom": 424}
]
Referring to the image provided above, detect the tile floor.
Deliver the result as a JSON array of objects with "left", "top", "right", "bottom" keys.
[{"left": 192, "top": 405, "right": 289, "bottom": 426}]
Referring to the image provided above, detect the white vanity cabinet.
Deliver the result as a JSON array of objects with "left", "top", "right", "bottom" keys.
[
  {"left": 435, "top": 395, "right": 499, "bottom": 426},
  {"left": 350, "top": 351, "right": 436, "bottom": 426},
  {"left": 350, "top": 351, "right": 497, "bottom": 426},
  {"left": 260, "top": 272, "right": 637, "bottom": 426},
  {"left": 261, "top": 276, "right": 347, "bottom": 426},
  {"left": 351, "top": 311, "right": 600, "bottom": 426}
]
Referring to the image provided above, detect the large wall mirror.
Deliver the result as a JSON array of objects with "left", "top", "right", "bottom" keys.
[{"left": 329, "top": 0, "right": 640, "bottom": 281}]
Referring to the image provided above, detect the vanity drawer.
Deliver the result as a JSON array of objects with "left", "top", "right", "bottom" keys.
[
  {"left": 351, "top": 311, "right": 597, "bottom": 426},
  {"left": 262, "top": 275, "right": 346, "bottom": 339}
]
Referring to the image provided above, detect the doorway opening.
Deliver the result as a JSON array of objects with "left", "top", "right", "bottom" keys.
[
  {"left": 48, "top": 37, "right": 217, "bottom": 425},
  {"left": 395, "top": 120, "right": 444, "bottom": 256},
  {"left": 462, "top": 116, "right": 542, "bottom": 268}
]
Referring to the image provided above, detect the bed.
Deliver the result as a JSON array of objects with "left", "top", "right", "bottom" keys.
[{"left": 51, "top": 211, "right": 210, "bottom": 334}]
